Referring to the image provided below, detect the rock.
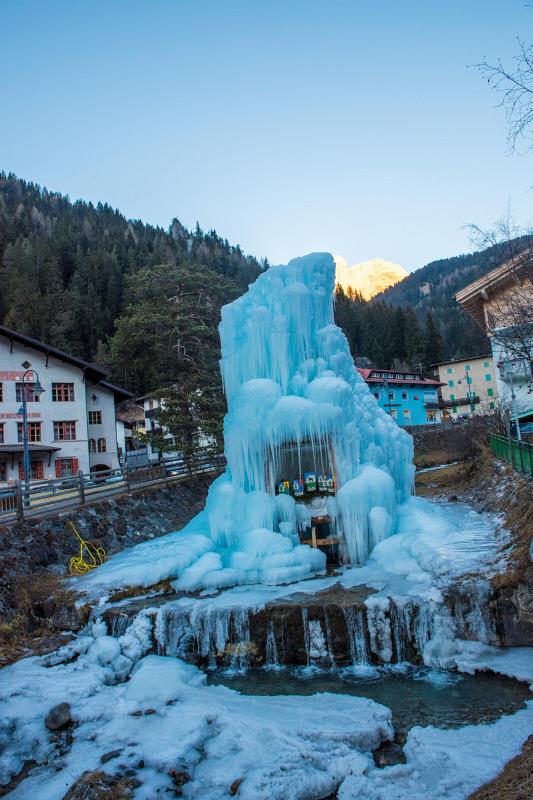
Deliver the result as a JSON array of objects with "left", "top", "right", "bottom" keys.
[
  {"left": 229, "top": 777, "right": 243, "bottom": 795},
  {"left": 41, "top": 596, "right": 57, "bottom": 617},
  {"left": 62, "top": 770, "right": 139, "bottom": 799},
  {"left": 168, "top": 768, "right": 190, "bottom": 789},
  {"left": 100, "top": 749, "right": 122, "bottom": 764},
  {"left": 45, "top": 702, "right": 72, "bottom": 731},
  {"left": 373, "top": 740, "right": 406, "bottom": 768}
]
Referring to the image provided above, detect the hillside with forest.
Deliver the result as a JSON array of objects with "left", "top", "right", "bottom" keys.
[
  {"left": 369, "top": 239, "right": 531, "bottom": 358},
  {"left": 0, "top": 172, "right": 266, "bottom": 374}
]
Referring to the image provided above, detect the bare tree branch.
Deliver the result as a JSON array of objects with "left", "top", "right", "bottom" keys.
[{"left": 474, "top": 37, "right": 533, "bottom": 153}]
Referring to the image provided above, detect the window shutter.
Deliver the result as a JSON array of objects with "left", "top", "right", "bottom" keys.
[
  {"left": 36, "top": 462, "right": 44, "bottom": 479},
  {"left": 72, "top": 458, "right": 79, "bottom": 473},
  {"left": 19, "top": 462, "right": 25, "bottom": 480},
  {"left": 55, "top": 460, "right": 62, "bottom": 478}
]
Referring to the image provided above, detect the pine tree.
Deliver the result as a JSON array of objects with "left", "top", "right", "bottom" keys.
[{"left": 423, "top": 312, "right": 444, "bottom": 367}]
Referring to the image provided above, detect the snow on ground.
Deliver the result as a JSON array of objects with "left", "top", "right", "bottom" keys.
[
  {"left": 0, "top": 648, "right": 392, "bottom": 800},
  {"left": 1, "top": 626, "right": 532, "bottom": 800}
]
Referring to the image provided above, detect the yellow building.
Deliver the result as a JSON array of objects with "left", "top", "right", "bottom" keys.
[{"left": 430, "top": 355, "right": 498, "bottom": 419}]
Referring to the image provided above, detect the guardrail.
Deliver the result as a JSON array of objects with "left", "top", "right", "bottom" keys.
[
  {"left": 489, "top": 434, "right": 533, "bottom": 477},
  {"left": 0, "top": 449, "right": 225, "bottom": 524}
]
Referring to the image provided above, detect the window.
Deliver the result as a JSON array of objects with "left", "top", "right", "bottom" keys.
[
  {"left": 54, "top": 421, "right": 77, "bottom": 441},
  {"left": 55, "top": 458, "right": 79, "bottom": 478},
  {"left": 89, "top": 438, "right": 97, "bottom": 453},
  {"left": 401, "top": 392, "right": 407, "bottom": 400},
  {"left": 0, "top": 423, "right": 3, "bottom": 444},
  {"left": 426, "top": 409, "right": 437, "bottom": 422},
  {"left": 17, "top": 422, "right": 42, "bottom": 443},
  {"left": 0, "top": 383, "right": 2, "bottom": 401},
  {"left": 483, "top": 361, "right": 489, "bottom": 368},
  {"left": 452, "top": 406, "right": 458, "bottom": 414},
  {"left": 450, "top": 394, "right": 455, "bottom": 401},
  {"left": 0, "top": 462, "right": 6, "bottom": 481},
  {"left": 88, "top": 410, "right": 102, "bottom": 425},
  {"left": 487, "top": 388, "right": 494, "bottom": 397},
  {"left": 52, "top": 383, "right": 75, "bottom": 401},
  {"left": 19, "top": 461, "right": 44, "bottom": 481},
  {"left": 403, "top": 409, "right": 411, "bottom": 419},
  {"left": 466, "top": 376, "right": 472, "bottom": 385},
  {"left": 447, "top": 367, "right": 453, "bottom": 374},
  {"left": 373, "top": 392, "right": 379, "bottom": 399},
  {"left": 15, "top": 383, "right": 40, "bottom": 402},
  {"left": 448, "top": 380, "right": 454, "bottom": 387},
  {"left": 485, "top": 374, "right": 492, "bottom": 382},
  {"left": 489, "top": 402, "right": 495, "bottom": 410},
  {"left": 465, "top": 365, "right": 470, "bottom": 371},
  {"left": 389, "top": 409, "right": 397, "bottom": 419},
  {"left": 388, "top": 391, "right": 394, "bottom": 400},
  {"left": 470, "top": 404, "right": 476, "bottom": 412},
  {"left": 97, "top": 437, "right": 107, "bottom": 452}
]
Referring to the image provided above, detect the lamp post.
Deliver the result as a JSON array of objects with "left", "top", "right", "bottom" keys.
[{"left": 17, "top": 363, "right": 45, "bottom": 495}]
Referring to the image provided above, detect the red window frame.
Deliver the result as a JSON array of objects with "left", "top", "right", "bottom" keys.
[
  {"left": 54, "top": 458, "right": 79, "bottom": 478},
  {"left": 52, "top": 383, "right": 75, "bottom": 402},
  {"left": 19, "top": 460, "right": 44, "bottom": 481},
  {"left": 17, "top": 422, "right": 42, "bottom": 442},
  {"left": 53, "top": 421, "right": 77, "bottom": 441},
  {"left": 15, "top": 383, "right": 40, "bottom": 402}
]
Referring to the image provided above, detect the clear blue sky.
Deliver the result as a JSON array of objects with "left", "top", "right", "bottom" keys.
[{"left": 1, "top": 0, "right": 531, "bottom": 270}]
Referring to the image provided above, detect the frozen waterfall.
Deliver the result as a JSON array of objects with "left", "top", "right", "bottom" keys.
[{"left": 79, "top": 252, "right": 415, "bottom": 595}]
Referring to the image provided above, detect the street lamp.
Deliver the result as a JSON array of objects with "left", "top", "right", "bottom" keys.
[{"left": 17, "top": 362, "right": 45, "bottom": 494}]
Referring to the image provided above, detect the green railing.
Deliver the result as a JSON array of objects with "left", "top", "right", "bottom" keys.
[{"left": 489, "top": 434, "right": 533, "bottom": 477}]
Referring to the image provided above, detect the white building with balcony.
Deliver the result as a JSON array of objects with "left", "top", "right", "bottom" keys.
[
  {"left": 456, "top": 251, "right": 533, "bottom": 433},
  {"left": 0, "top": 325, "right": 132, "bottom": 484}
]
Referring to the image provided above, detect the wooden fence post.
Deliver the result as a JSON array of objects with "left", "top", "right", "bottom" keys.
[
  {"left": 15, "top": 479, "right": 24, "bottom": 522},
  {"left": 125, "top": 467, "right": 132, "bottom": 494},
  {"left": 78, "top": 470, "right": 86, "bottom": 505}
]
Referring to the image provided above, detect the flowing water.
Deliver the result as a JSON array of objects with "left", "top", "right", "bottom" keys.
[{"left": 207, "top": 665, "right": 532, "bottom": 734}]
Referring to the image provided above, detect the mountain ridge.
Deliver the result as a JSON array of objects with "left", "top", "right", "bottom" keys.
[{"left": 334, "top": 256, "right": 408, "bottom": 300}]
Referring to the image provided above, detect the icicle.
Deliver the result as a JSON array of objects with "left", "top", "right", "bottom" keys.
[
  {"left": 301, "top": 607, "right": 311, "bottom": 667},
  {"left": 343, "top": 606, "right": 369, "bottom": 665},
  {"left": 365, "top": 598, "right": 393, "bottom": 663},
  {"left": 323, "top": 608, "right": 336, "bottom": 668},
  {"left": 265, "top": 621, "right": 280, "bottom": 670}
]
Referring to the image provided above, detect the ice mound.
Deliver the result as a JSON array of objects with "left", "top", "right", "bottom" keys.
[{"left": 80, "top": 253, "right": 414, "bottom": 596}]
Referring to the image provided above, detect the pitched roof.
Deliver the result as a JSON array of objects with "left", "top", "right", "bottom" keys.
[
  {"left": 455, "top": 249, "right": 532, "bottom": 328},
  {"left": 357, "top": 368, "right": 443, "bottom": 387},
  {"left": 429, "top": 354, "right": 492, "bottom": 368},
  {"left": 0, "top": 325, "right": 132, "bottom": 400}
]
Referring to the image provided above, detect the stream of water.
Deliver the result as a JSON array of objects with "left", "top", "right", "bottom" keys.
[{"left": 208, "top": 665, "right": 532, "bottom": 734}]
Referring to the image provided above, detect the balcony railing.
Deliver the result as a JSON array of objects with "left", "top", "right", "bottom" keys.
[
  {"left": 440, "top": 396, "right": 480, "bottom": 408},
  {"left": 498, "top": 359, "right": 532, "bottom": 382}
]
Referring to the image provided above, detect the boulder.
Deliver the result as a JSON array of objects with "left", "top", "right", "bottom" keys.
[{"left": 44, "top": 702, "right": 71, "bottom": 731}]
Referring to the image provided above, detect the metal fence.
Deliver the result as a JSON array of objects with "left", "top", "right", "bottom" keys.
[
  {"left": 0, "top": 449, "right": 225, "bottom": 524},
  {"left": 489, "top": 434, "right": 533, "bottom": 477}
]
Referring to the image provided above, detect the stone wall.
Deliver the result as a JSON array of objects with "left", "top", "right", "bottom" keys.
[{"left": 0, "top": 476, "right": 212, "bottom": 620}]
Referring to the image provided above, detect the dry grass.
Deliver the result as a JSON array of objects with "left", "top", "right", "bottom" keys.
[
  {"left": 108, "top": 578, "right": 174, "bottom": 603},
  {"left": 468, "top": 735, "right": 533, "bottom": 800},
  {"left": 0, "top": 573, "right": 87, "bottom": 667}
]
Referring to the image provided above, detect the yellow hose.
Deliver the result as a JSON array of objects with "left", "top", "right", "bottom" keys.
[{"left": 68, "top": 520, "right": 106, "bottom": 575}]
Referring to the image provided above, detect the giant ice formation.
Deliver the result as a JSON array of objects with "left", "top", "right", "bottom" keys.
[{"left": 81, "top": 252, "right": 414, "bottom": 594}]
